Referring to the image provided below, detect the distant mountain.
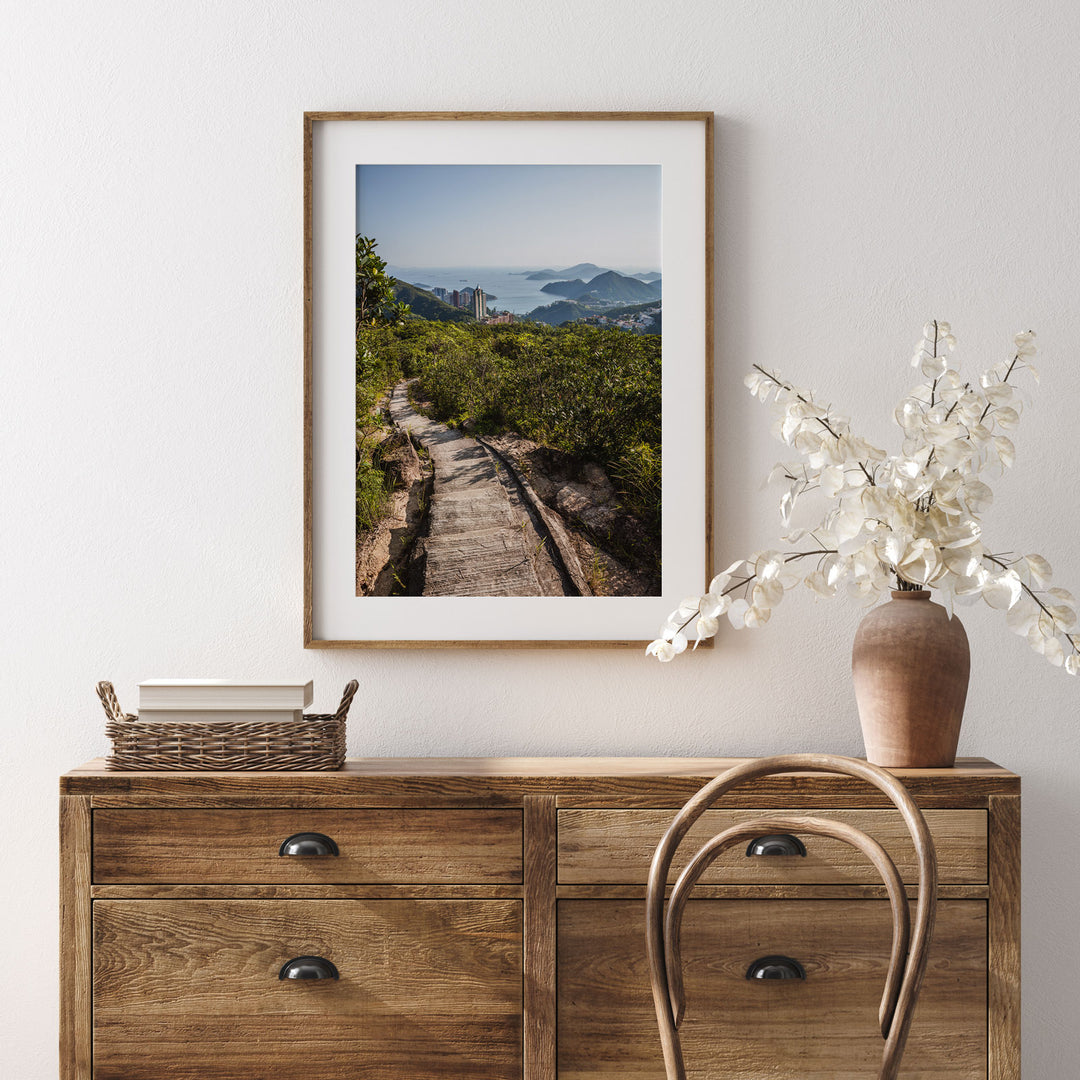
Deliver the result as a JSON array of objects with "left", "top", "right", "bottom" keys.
[
  {"left": 583, "top": 271, "right": 660, "bottom": 303},
  {"left": 523, "top": 300, "right": 593, "bottom": 326},
  {"left": 633, "top": 271, "right": 662, "bottom": 283},
  {"left": 539, "top": 271, "right": 661, "bottom": 304},
  {"left": 581, "top": 270, "right": 661, "bottom": 304},
  {"left": 526, "top": 262, "right": 610, "bottom": 281},
  {"left": 394, "top": 281, "right": 475, "bottom": 323},
  {"left": 559, "top": 262, "right": 610, "bottom": 279},
  {"left": 540, "top": 278, "right": 588, "bottom": 298}
]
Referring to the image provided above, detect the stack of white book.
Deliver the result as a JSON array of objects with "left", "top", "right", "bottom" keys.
[{"left": 137, "top": 680, "right": 315, "bottom": 723}]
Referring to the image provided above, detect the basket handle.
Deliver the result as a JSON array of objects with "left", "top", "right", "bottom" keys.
[
  {"left": 334, "top": 680, "right": 359, "bottom": 721},
  {"left": 96, "top": 681, "right": 130, "bottom": 723}
]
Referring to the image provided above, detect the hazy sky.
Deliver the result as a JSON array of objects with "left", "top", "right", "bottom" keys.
[{"left": 355, "top": 164, "right": 661, "bottom": 269}]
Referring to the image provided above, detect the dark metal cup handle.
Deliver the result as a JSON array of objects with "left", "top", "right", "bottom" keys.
[
  {"left": 278, "top": 832, "right": 340, "bottom": 857},
  {"left": 746, "top": 955, "right": 807, "bottom": 980},
  {"left": 278, "top": 956, "right": 340, "bottom": 980},
  {"left": 745, "top": 834, "right": 807, "bottom": 857}
]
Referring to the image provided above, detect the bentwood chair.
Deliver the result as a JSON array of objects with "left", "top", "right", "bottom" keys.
[{"left": 646, "top": 754, "right": 938, "bottom": 1080}]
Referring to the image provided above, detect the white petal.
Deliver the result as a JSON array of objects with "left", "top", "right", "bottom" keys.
[
  {"left": 1066, "top": 653, "right": 1080, "bottom": 676},
  {"left": 942, "top": 548, "right": 982, "bottom": 578},
  {"left": 699, "top": 592, "right": 730, "bottom": 619},
  {"left": 832, "top": 509, "right": 866, "bottom": 543},
  {"left": 780, "top": 482, "right": 800, "bottom": 524},
  {"left": 744, "top": 371, "right": 765, "bottom": 393},
  {"left": 825, "top": 553, "right": 847, "bottom": 586},
  {"left": 1048, "top": 604, "right": 1078, "bottom": 631},
  {"left": 707, "top": 574, "right": 731, "bottom": 596},
  {"left": 939, "top": 585, "right": 955, "bottom": 619},
  {"left": 962, "top": 480, "right": 994, "bottom": 515},
  {"left": 727, "top": 598, "right": 750, "bottom": 629},
  {"left": 645, "top": 639, "right": 676, "bottom": 661},
  {"left": 883, "top": 532, "right": 907, "bottom": 568},
  {"left": 804, "top": 570, "right": 837, "bottom": 599},
  {"left": 743, "top": 605, "right": 772, "bottom": 628},
  {"left": 921, "top": 354, "right": 948, "bottom": 380},
  {"left": 1006, "top": 598, "right": 1039, "bottom": 636},
  {"left": 1041, "top": 636, "right": 1065, "bottom": 667},
  {"left": 936, "top": 520, "right": 982, "bottom": 548},
  {"left": 694, "top": 615, "right": 720, "bottom": 646},
  {"left": 983, "top": 570, "right": 1022, "bottom": 610},
  {"left": 754, "top": 550, "right": 787, "bottom": 581},
  {"left": 994, "top": 406, "right": 1020, "bottom": 430},
  {"left": 1024, "top": 554, "right": 1053, "bottom": 588},
  {"left": 993, "top": 436, "right": 1016, "bottom": 468},
  {"left": 820, "top": 465, "right": 845, "bottom": 498},
  {"left": 896, "top": 538, "right": 944, "bottom": 585},
  {"left": 753, "top": 579, "right": 784, "bottom": 608}
]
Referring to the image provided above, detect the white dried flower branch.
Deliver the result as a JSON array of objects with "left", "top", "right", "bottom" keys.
[{"left": 647, "top": 324, "right": 1080, "bottom": 674}]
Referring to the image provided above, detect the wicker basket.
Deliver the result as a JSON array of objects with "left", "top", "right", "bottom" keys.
[{"left": 96, "top": 680, "right": 357, "bottom": 771}]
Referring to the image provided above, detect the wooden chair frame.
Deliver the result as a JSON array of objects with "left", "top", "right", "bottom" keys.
[{"left": 646, "top": 754, "right": 938, "bottom": 1080}]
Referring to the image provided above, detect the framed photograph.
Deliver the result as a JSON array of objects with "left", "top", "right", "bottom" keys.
[{"left": 304, "top": 112, "right": 712, "bottom": 647}]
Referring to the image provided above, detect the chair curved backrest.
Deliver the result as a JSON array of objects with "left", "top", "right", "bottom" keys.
[{"left": 646, "top": 754, "right": 938, "bottom": 1080}]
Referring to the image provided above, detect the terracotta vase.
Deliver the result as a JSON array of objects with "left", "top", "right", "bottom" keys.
[{"left": 851, "top": 590, "right": 970, "bottom": 768}]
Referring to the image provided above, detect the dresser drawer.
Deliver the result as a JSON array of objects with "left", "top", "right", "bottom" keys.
[
  {"left": 92, "top": 898, "right": 522, "bottom": 1080},
  {"left": 93, "top": 808, "right": 522, "bottom": 883},
  {"left": 558, "top": 898, "right": 986, "bottom": 1079},
  {"left": 558, "top": 808, "right": 985, "bottom": 884}
]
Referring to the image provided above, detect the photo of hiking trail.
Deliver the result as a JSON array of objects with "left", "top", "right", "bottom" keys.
[{"left": 354, "top": 163, "right": 662, "bottom": 598}]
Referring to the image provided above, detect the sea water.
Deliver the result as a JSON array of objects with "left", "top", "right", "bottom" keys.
[{"left": 386, "top": 265, "right": 656, "bottom": 316}]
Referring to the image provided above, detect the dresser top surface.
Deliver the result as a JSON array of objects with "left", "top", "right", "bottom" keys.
[
  {"left": 64, "top": 755, "right": 1014, "bottom": 779},
  {"left": 60, "top": 756, "right": 1018, "bottom": 804}
]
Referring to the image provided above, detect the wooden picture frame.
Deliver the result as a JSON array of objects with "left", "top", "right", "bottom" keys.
[{"left": 304, "top": 111, "right": 713, "bottom": 648}]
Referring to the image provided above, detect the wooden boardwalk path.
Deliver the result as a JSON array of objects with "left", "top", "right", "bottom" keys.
[{"left": 388, "top": 380, "right": 548, "bottom": 596}]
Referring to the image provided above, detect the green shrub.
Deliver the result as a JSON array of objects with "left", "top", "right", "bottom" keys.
[{"left": 358, "top": 317, "right": 663, "bottom": 532}]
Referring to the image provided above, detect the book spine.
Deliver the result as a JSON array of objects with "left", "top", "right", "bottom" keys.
[{"left": 135, "top": 709, "right": 306, "bottom": 724}]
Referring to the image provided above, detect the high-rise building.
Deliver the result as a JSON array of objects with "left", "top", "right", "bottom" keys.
[
  {"left": 472, "top": 285, "right": 486, "bottom": 319},
  {"left": 451, "top": 289, "right": 460, "bottom": 308}
]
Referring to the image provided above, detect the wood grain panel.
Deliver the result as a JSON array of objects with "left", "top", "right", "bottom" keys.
[
  {"left": 59, "top": 796, "right": 91, "bottom": 1080},
  {"left": 559, "top": 808, "right": 986, "bottom": 885},
  {"left": 988, "top": 794, "right": 1021, "bottom": 1079},
  {"left": 557, "top": 898, "right": 986, "bottom": 1080},
  {"left": 92, "top": 807, "right": 522, "bottom": 883},
  {"left": 93, "top": 899, "right": 522, "bottom": 1080},
  {"left": 524, "top": 796, "right": 557, "bottom": 1080}
]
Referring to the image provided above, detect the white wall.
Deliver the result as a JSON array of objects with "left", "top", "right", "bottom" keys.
[{"left": 3, "top": 0, "right": 1077, "bottom": 1072}]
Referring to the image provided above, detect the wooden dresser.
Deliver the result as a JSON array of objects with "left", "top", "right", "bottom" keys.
[{"left": 60, "top": 757, "right": 1020, "bottom": 1079}]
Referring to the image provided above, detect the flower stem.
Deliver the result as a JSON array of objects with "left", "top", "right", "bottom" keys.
[
  {"left": 979, "top": 352, "right": 1021, "bottom": 423},
  {"left": 751, "top": 364, "right": 876, "bottom": 486},
  {"left": 982, "top": 553, "right": 1080, "bottom": 655},
  {"left": 670, "top": 549, "right": 840, "bottom": 638}
]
